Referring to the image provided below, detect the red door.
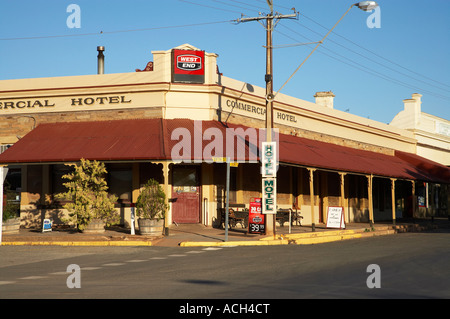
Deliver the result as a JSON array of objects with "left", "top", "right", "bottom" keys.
[{"left": 172, "top": 166, "right": 200, "bottom": 223}]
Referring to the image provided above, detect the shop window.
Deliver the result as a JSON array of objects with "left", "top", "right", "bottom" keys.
[
  {"left": 52, "top": 164, "right": 74, "bottom": 195},
  {"left": 107, "top": 163, "right": 132, "bottom": 205}
]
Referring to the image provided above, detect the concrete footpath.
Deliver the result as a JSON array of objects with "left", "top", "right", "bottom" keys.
[{"left": 2, "top": 218, "right": 449, "bottom": 247}]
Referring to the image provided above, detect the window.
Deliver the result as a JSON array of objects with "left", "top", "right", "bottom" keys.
[{"left": 107, "top": 163, "right": 132, "bottom": 204}]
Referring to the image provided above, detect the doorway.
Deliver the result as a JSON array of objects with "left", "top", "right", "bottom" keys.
[{"left": 171, "top": 166, "right": 201, "bottom": 223}]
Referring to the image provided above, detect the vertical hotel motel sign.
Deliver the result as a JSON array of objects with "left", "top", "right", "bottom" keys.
[{"left": 261, "top": 142, "right": 277, "bottom": 214}]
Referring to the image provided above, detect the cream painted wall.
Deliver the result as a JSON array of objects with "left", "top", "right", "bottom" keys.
[{"left": 390, "top": 93, "right": 450, "bottom": 166}]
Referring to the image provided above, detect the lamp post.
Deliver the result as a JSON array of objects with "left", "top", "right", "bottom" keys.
[
  {"left": 271, "top": 1, "right": 379, "bottom": 232},
  {"left": 236, "top": 1, "right": 378, "bottom": 235}
]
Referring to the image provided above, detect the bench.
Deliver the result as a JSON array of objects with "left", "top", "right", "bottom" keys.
[
  {"left": 276, "top": 208, "right": 303, "bottom": 227},
  {"left": 220, "top": 204, "right": 248, "bottom": 229}
]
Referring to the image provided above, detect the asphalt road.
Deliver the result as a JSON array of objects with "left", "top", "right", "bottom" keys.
[{"left": 0, "top": 232, "right": 449, "bottom": 302}]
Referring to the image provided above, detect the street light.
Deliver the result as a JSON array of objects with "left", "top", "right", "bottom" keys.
[
  {"left": 275, "top": 1, "right": 379, "bottom": 98},
  {"left": 356, "top": 1, "right": 379, "bottom": 11},
  {"left": 271, "top": 1, "right": 378, "bottom": 232}
]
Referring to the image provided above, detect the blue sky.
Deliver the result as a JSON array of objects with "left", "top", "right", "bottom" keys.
[{"left": 0, "top": 0, "right": 449, "bottom": 124}]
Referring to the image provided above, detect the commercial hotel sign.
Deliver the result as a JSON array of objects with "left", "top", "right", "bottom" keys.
[
  {"left": 222, "top": 98, "right": 299, "bottom": 126},
  {"left": 0, "top": 95, "right": 134, "bottom": 112}
]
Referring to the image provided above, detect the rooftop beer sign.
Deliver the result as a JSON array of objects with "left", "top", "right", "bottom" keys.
[
  {"left": 172, "top": 49, "right": 205, "bottom": 84},
  {"left": 177, "top": 54, "right": 202, "bottom": 71}
]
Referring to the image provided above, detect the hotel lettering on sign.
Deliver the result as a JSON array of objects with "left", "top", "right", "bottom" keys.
[
  {"left": 261, "top": 142, "right": 277, "bottom": 177},
  {"left": 261, "top": 142, "right": 277, "bottom": 214}
]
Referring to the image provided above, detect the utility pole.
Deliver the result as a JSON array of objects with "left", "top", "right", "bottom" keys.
[{"left": 235, "top": 1, "right": 297, "bottom": 236}]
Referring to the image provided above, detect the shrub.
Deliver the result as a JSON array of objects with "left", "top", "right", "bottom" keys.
[
  {"left": 136, "top": 178, "right": 168, "bottom": 221},
  {"left": 56, "top": 158, "right": 118, "bottom": 230}
]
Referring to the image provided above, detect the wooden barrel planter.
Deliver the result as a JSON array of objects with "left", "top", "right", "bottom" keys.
[
  {"left": 82, "top": 219, "right": 105, "bottom": 234},
  {"left": 138, "top": 218, "right": 164, "bottom": 236},
  {"left": 2, "top": 217, "right": 20, "bottom": 234}
]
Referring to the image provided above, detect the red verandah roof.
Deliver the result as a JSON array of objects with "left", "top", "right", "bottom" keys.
[{"left": 0, "top": 118, "right": 448, "bottom": 183}]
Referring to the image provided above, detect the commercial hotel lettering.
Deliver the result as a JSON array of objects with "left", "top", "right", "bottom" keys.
[
  {"left": 71, "top": 95, "right": 131, "bottom": 106},
  {"left": 226, "top": 99, "right": 265, "bottom": 115},
  {"left": 225, "top": 99, "right": 297, "bottom": 123},
  {"left": 0, "top": 100, "right": 55, "bottom": 109},
  {"left": 0, "top": 95, "right": 132, "bottom": 110}
]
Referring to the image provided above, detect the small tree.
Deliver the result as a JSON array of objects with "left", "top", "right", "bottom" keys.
[
  {"left": 2, "top": 181, "right": 19, "bottom": 222},
  {"left": 56, "top": 158, "right": 119, "bottom": 230},
  {"left": 136, "top": 178, "right": 168, "bottom": 220}
]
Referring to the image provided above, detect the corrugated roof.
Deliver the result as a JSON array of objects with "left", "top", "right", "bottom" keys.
[
  {"left": 0, "top": 118, "right": 448, "bottom": 183},
  {"left": 0, "top": 119, "right": 165, "bottom": 162}
]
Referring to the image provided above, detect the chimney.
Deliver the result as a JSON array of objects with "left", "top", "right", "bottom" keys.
[
  {"left": 97, "top": 46, "right": 105, "bottom": 74},
  {"left": 314, "top": 91, "right": 335, "bottom": 109},
  {"left": 403, "top": 93, "right": 422, "bottom": 126}
]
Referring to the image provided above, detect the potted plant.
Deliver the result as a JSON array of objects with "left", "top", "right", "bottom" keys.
[
  {"left": 56, "top": 158, "right": 119, "bottom": 233},
  {"left": 2, "top": 182, "right": 20, "bottom": 234},
  {"left": 136, "top": 178, "right": 168, "bottom": 236}
]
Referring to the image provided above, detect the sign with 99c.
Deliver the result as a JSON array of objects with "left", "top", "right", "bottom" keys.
[{"left": 248, "top": 198, "right": 265, "bottom": 234}]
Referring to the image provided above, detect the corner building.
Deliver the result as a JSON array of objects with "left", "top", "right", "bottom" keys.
[{"left": 0, "top": 44, "right": 448, "bottom": 230}]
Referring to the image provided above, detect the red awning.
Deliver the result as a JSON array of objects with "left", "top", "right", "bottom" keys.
[
  {"left": 0, "top": 118, "right": 448, "bottom": 183},
  {"left": 0, "top": 119, "right": 166, "bottom": 163},
  {"left": 278, "top": 133, "right": 449, "bottom": 183}
]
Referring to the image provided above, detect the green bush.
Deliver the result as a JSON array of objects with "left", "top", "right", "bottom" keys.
[
  {"left": 136, "top": 178, "right": 168, "bottom": 221},
  {"left": 2, "top": 182, "right": 19, "bottom": 222},
  {"left": 56, "top": 158, "right": 119, "bottom": 230}
]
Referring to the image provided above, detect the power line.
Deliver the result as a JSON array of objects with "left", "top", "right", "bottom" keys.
[
  {"left": 178, "top": 0, "right": 244, "bottom": 14},
  {"left": 258, "top": 0, "right": 449, "bottom": 91},
  {"left": 298, "top": 12, "right": 450, "bottom": 91},
  {"left": 284, "top": 22, "right": 450, "bottom": 94},
  {"left": 0, "top": 20, "right": 232, "bottom": 41},
  {"left": 275, "top": 27, "right": 450, "bottom": 102},
  {"left": 252, "top": 1, "right": 449, "bottom": 98}
]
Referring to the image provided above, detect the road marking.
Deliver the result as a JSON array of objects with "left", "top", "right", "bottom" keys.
[
  {"left": 81, "top": 267, "right": 102, "bottom": 270},
  {"left": 19, "top": 276, "right": 47, "bottom": 280},
  {"left": 102, "top": 263, "right": 125, "bottom": 266},
  {"left": 186, "top": 250, "right": 205, "bottom": 254},
  {"left": 126, "top": 260, "right": 146, "bottom": 263},
  {"left": 149, "top": 257, "right": 167, "bottom": 260},
  {"left": 0, "top": 281, "right": 16, "bottom": 285},
  {"left": 49, "top": 271, "right": 68, "bottom": 275},
  {"left": 168, "top": 254, "right": 186, "bottom": 257},
  {"left": 203, "top": 247, "right": 223, "bottom": 251}
]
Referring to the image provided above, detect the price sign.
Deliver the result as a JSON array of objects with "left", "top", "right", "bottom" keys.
[
  {"left": 42, "top": 219, "right": 52, "bottom": 232},
  {"left": 326, "top": 206, "right": 345, "bottom": 229},
  {"left": 248, "top": 198, "right": 265, "bottom": 234}
]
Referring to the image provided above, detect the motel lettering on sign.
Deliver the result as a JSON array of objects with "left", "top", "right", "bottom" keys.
[{"left": 262, "top": 178, "right": 276, "bottom": 214}]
